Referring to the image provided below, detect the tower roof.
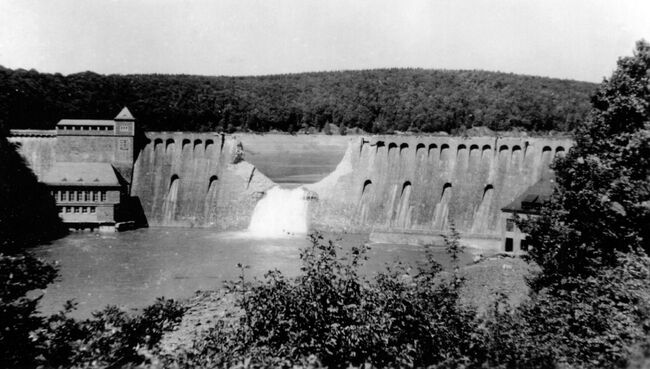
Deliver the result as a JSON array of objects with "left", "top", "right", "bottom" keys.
[{"left": 114, "top": 106, "right": 135, "bottom": 121}]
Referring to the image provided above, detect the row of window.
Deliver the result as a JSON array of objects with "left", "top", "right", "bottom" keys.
[
  {"left": 58, "top": 206, "right": 96, "bottom": 214},
  {"left": 59, "top": 125, "right": 114, "bottom": 131},
  {"left": 51, "top": 190, "right": 107, "bottom": 202}
]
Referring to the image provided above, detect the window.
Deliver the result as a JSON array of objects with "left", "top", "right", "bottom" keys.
[
  {"left": 90, "top": 207, "right": 96, "bottom": 213},
  {"left": 85, "top": 191, "right": 91, "bottom": 201},
  {"left": 506, "top": 219, "right": 515, "bottom": 232},
  {"left": 505, "top": 238, "right": 513, "bottom": 252},
  {"left": 93, "top": 191, "right": 98, "bottom": 202},
  {"left": 520, "top": 239, "right": 529, "bottom": 252},
  {"left": 74, "top": 207, "right": 80, "bottom": 213},
  {"left": 77, "top": 191, "right": 83, "bottom": 201},
  {"left": 58, "top": 207, "right": 63, "bottom": 213},
  {"left": 82, "top": 207, "right": 87, "bottom": 213},
  {"left": 61, "top": 191, "right": 67, "bottom": 201},
  {"left": 101, "top": 191, "right": 106, "bottom": 202},
  {"left": 65, "top": 206, "right": 71, "bottom": 213},
  {"left": 119, "top": 125, "right": 129, "bottom": 132}
]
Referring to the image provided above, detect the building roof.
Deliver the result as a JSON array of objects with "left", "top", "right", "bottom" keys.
[
  {"left": 57, "top": 119, "right": 115, "bottom": 127},
  {"left": 114, "top": 107, "right": 135, "bottom": 121},
  {"left": 9, "top": 129, "right": 57, "bottom": 137},
  {"left": 42, "top": 162, "right": 120, "bottom": 187},
  {"left": 501, "top": 178, "right": 556, "bottom": 214}
]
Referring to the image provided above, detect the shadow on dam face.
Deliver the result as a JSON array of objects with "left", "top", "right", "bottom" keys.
[{"left": 238, "top": 134, "right": 350, "bottom": 185}]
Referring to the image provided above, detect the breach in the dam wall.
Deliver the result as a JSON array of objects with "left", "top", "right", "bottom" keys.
[{"left": 307, "top": 135, "right": 573, "bottom": 245}]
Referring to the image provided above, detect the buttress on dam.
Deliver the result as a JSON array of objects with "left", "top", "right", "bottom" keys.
[{"left": 9, "top": 112, "right": 572, "bottom": 252}]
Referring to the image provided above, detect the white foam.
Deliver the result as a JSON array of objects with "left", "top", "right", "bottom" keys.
[{"left": 248, "top": 186, "right": 309, "bottom": 238}]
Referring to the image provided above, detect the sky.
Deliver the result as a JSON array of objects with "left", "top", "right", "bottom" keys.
[{"left": 0, "top": 0, "right": 648, "bottom": 82}]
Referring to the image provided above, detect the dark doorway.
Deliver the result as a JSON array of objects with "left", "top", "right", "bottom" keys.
[{"left": 505, "top": 238, "right": 513, "bottom": 252}]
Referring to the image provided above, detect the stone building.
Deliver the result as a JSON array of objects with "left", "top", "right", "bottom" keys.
[
  {"left": 44, "top": 162, "right": 122, "bottom": 232},
  {"left": 500, "top": 178, "right": 556, "bottom": 253},
  {"left": 9, "top": 107, "right": 136, "bottom": 231}
]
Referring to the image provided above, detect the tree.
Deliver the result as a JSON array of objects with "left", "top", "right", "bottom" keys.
[
  {"left": 505, "top": 40, "right": 650, "bottom": 368},
  {"left": 523, "top": 40, "right": 650, "bottom": 287}
]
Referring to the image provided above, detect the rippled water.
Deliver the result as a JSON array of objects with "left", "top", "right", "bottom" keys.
[{"left": 32, "top": 228, "right": 467, "bottom": 318}]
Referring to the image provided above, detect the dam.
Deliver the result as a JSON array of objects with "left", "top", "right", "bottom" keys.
[{"left": 10, "top": 113, "right": 572, "bottom": 251}]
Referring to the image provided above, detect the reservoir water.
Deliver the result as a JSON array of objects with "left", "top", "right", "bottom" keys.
[{"left": 32, "top": 228, "right": 467, "bottom": 318}]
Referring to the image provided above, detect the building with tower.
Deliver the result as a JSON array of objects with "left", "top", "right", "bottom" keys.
[{"left": 9, "top": 107, "right": 137, "bottom": 231}]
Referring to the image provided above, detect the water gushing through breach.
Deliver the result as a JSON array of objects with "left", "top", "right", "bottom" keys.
[{"left": 248, "top": 186, "right": 310, "bottom": 237}]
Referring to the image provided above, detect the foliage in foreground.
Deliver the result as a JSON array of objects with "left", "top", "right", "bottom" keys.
[
  {"left": 169, "top": 231, "right": 481, "bottom": 368},
  {"left": 35, "top": 297, "right": 186, "bottom": 368}
]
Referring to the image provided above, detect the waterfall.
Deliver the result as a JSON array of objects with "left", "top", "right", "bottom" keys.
[{"left": 248, "top": 186, "right": 310, "bottom": 237}]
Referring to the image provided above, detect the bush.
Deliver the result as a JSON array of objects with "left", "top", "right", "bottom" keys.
[
  {"left": 176, "top": 232, "right": 479, "bottom": 368},
  {"left": 0, "top": 252, "right": 57, "bottom": 367},
  {"left": 37, "top": 298, "right": 186, "bottom": 368}
]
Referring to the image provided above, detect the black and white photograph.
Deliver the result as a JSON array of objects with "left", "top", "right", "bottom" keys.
[{"left": 1, "top": 0, "right": 649, "bottom": 368}]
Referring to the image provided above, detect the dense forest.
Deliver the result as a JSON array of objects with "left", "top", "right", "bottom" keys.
[{"left": 0, "top": 66, "right": 596, "bottom": 134}]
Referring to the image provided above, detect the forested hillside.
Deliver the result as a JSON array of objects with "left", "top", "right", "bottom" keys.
[{"left": 0, "top": 66, "right": 596, "bottom": 134}]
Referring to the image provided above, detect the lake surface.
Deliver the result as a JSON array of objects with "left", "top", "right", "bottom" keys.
[{"left": 33, "top": 228, "right": 469, "bottom": 318}]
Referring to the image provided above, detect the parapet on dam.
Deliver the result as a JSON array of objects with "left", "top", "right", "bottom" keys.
[{"left": 9, "top": 110, "right": 572, "bottom": 251}]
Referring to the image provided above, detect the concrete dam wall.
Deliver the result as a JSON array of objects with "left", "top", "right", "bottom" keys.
[
  {"left": 11, "top": 130, "right": 572, "bottom": 245},
  {"left": 131, "top": 132, "right": 275, "bottom": 229},
  {"left": 307, "top": 135, "right": 573, "bottom": 240}
]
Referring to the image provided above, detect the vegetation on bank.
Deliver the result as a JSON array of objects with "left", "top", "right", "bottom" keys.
[
  {"left": 0, "top": 67, "right": 595, "bottom": 134},
  {"left": 0, "top": 41, "right": 648, "bottom": 368}
]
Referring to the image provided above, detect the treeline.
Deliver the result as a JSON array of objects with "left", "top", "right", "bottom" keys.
[{"left": 0, "top": 66, "right": 596, "bottom": 134}]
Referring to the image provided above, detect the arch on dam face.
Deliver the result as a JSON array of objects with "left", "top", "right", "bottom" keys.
[
  {"left": 512, "top": 145, "right": 522, "bottom": 165},
  {"left": 207, "top": 175, "right": 219, "bottom": 193},
  {"left": 481, "top": 144, "right": 492, "bottom": 159},
  {"left": 182, "top": 139, "right": 191, "bottom": 151},
  {"left": 205, "top": 140, "right": 214, "bottom": 157},
  {"left": 358, "top": 179, "right": 373, "bottom": 224},
  {"left": 499, "top": 145, "right": 509, "bottom": 153},
  {"left": 471, "top": 184, "right": 494, "bottom": 233},
  {"left": 361, "top": 179, "right": 373, "bottom": 197},
  {"left": 399, "top": 143, "right": 409, "bottom": 156},
  {"left": 162, "top": 175, "right": 180, "bottom": 222},
  {"left": 440, "top": 144, "right": 450, "bottom": 165},
  {"left": 395, "top": 181, "right": 412, "bottom": 228},
  {"left": 194, "top": 139, "right": 203, "bottom": 152},
  {"left": 482, "top": 184, "right": 494, "bottom": 199},
  {"left": 433, "top": 183, "right": 452, "bottom": 230},
  {"left": 428, "top": 143, "right": 438, "bottom": 158},
  {"left": 374, "top": 141, "right": 385, "bottom": 154},
  {"left": 204, "top": 175, "right": 219, "bottom": 221},
  {"left": 165, "top": 139, "right": 175, "bottom": 153},
  {"left": 555, "top": 146, "right": 566, "bottom": 157},
  {"left": 387, "top": 142, "right": 398, "bottom": 163},
  {"left": 154, "top": 138, "right": 163, "bottom": 152},
  {"left": 469, "top": 144, "right": 480, "bottom": 168},
  {"left": 416, "top": 143, "right": 425, "bottom": 159}
]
